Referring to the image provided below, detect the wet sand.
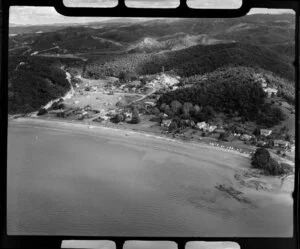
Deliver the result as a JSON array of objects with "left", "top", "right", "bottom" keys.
[{"left": 7, "top": 118, "right": 294, "bottom": 237}]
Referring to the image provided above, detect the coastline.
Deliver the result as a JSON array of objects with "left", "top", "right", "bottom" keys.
[{"left": 8, "top": 116, "right": 252, "bottom": 158}]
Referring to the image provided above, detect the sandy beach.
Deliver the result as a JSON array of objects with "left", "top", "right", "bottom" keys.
[{"left": 7, "top": 118, "right": 294, "bottom": 237}]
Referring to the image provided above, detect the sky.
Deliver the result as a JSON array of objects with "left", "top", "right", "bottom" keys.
[{"left": 10, "top": 0, "right": 295, "bottom": 26}]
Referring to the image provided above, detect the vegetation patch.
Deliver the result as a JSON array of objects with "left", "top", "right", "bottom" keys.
[{"left": 251, "top": 148, "right": 293, "bottom": 176}]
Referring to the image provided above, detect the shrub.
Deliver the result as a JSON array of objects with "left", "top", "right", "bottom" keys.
[
  {"left": 116, "top": 101, "right": 126, "bottom": 108},
  {"left": 110, "top": 113, "right": 125, "bottom": 123},
  {"left": 129, "top": 107, "right": 141, "bottom": 124},
  {"left": 150, "top": 116, "right": 162, "bottom": 122},
  {"left": 129, "top": 115, "right": 141, "bottom": 124},
  {"left": 170, "top": 100, "right": 182, "bottom": 115},
  {"left": 168, "top": 121, "right": 178, "bottom": 132},
  {"left": 37, "top": 108, "right": 47, "bottom": 116}
]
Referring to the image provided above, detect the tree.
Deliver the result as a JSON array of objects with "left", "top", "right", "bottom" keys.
[
  {"left": 193, "top": 104, "right": 202, "bottom": 115},
  {"left": 180, "top": 112, "right": 191, "bottom": 120},
  {"left": 168, "top": 121, "right": 178, "bottom": 132},
  {"left": 182, "top": 102, "right": 194, "bottom": 115},
  {"left": 129, "top": 106, "right": 141, "bottom": 124},
  {"left": 253, "top": 127, "right": 260, "bottom": 136},
  {"left": 251, "top": 148, "right": 271, "bottom": 169},
  {"left": 37, "top": 108, "right": 47, "bottom": 116},
  {"left": 159, "top": 103, "right": 167, "bottom": 112},
  {"left": 110, "top": 113, "right": 125, "bottom": 123},
  {"left": 164, "top": 105, "right": 173, "bottom": 117},
  {"left": 170, "top": 100, "right": 182, "bottom": 115}
]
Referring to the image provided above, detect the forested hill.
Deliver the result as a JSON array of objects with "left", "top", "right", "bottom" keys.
[
  {"left": 82, "top": 42, "right": 294, "bottom": 81},
  {"left": 8, "top": 56, "right": 71, "bottom": 114},
  {"left": 157, "top": 66, "right": 291, "bottom": 127},
  {"left": 139, "top": 42, "right": 294, "bottom": 80}
]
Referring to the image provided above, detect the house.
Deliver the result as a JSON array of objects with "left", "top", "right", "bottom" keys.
[
  {"left": 263, "top": 87, "right": 278, "bottom": 98},
  {"left": 161, "top": 119, "right": 172, "bottom": 129},
  {"left": 205, "top": 125, "right": 217, "bottom": 133},
  {"left": 290, "top": 144, "right": 295, "bottom": 152},
  {"left": 197, "top": 122, "right": 207, "bottom": 130},
  {"left": 273, "top": 140, "right": 290, "bottom": 149},
  {"left": 260, "top": 129, "right": 272, "bottom": 136},
  {"left": 129, "top": 80, "right": 141, "bottom": 87},
  {"left": 144, "top": 102, "right": 156, "bottom": 107},
  {"left": 240, "top": 134, "right": 252, "bottom": 141}
]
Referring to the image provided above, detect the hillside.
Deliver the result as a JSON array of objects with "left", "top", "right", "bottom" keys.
[
  {"left": 81, "top": 42, "right": 294, "bottom": 81},
  {"left": 8, "top": 14, "right": 296, "bottom": 114},
  {"left": 157, "top": 66, "right": 289, "bottom": 126},
  {"left": 8, "top": 56, "right": 71, "bottom": 114},
  {"left": 9, "top": 14, "right": 295, "bottom": 57}
]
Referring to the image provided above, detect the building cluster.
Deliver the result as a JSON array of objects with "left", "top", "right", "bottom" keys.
[{"left": 160, "top": 118, "right": 294, "bottom": 152}]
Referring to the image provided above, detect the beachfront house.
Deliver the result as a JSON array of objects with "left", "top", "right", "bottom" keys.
[
  {"left": 290, "top": 144, "right": 295, "bottom": 152},
  {"left": 196, "top": 122, "right": 217, "bottom": 133},
  {"left": 205, "top": 125, "right": 217, "bottom": 133},
  {"left": 263, "top": 87, "right": 278, "bottom": 98},
  {"left": 196, "top": 122, "right": 207, "bottom": 130},
  {"left": 260, "top": 129, "right": 272, "bottom": 136},
  {"left": 273, "top": 140, "right": 290, "bottom": 150}
]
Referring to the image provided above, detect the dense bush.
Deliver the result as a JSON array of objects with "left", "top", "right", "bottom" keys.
[
  {"left": 251, "top": 148, "right": 292, "bottom": 175},
  {"left": 37, "top": 108, "right": 48, "bottom": 116},
  {"left": 158, "top": 67, "right": 266, "bottom": 122},
  {"left": 139, "top": 43, "right": 294, "bottom": 80},
  {"left": 110, "top": 113, "right": 126, "bottom": 123},
  {"left": 8, "top": 56, "right": 70, "bottom": 114},
  {"left": 128, "top": 106, "right": 141, "bottom": 124},
  {"left": 256, "top": 106, "right": 286, "bottom": 128},
  {"left": 80, "top": 42, "right": 293, "bottom": 81}
]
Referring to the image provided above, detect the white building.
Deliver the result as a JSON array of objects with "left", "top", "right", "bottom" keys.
[
  {"left": 260, "top": 129, "right": 272, "bottom": 136},
  {"left": 273, "top": 140, "right": 290, "bottom": 149},
  {"left": 264, "top": 87, "right": 278, "bottom": 98},
  {"left": 197, "top": 122, "right": 207, "bottom": 130}
]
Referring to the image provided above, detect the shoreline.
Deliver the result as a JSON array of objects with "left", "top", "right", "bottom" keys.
[{"left": 9, "top": 116, "right": 252, "bottom": 158}]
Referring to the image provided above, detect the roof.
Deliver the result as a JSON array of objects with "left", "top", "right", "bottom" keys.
[
  {"left": 274, "top": 140, "right": 290, "bottom": 145},
  {"left": 260, "top": 129, "right": 272, "bottom": 134}
]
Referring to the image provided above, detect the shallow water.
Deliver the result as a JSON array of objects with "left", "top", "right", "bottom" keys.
[{"left": 7, "top": 121, "right": 293, "bottom": 237}]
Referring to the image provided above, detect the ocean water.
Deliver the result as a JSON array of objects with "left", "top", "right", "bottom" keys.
[{"left": 7, "top": 122, "right": 293, "bottom": 237}]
